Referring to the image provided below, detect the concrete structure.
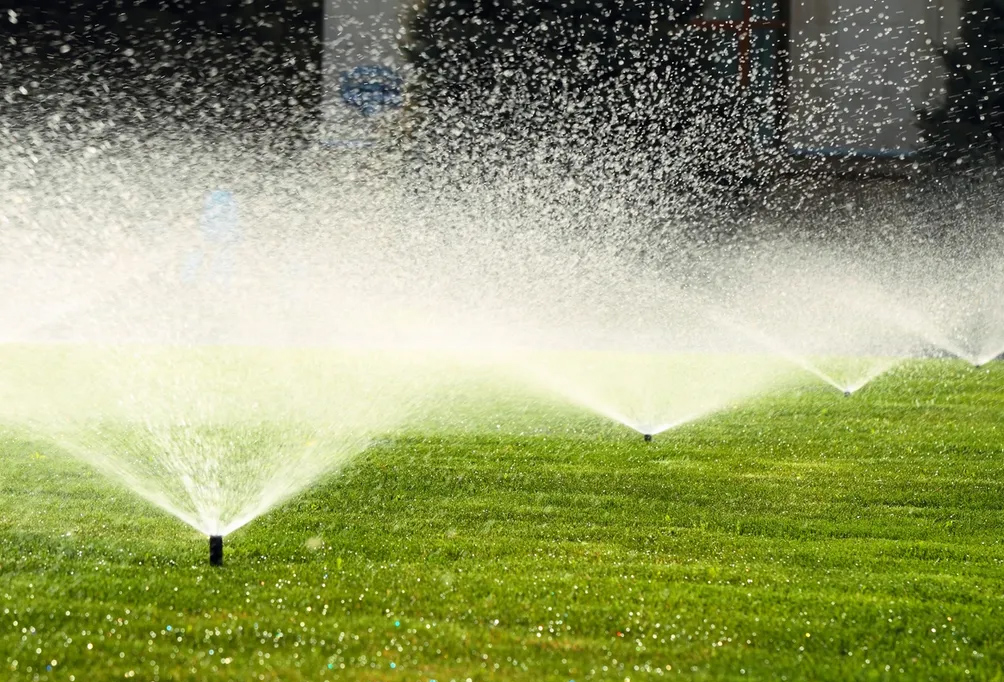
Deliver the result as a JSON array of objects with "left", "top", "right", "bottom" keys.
[{"left": 323, "top": 0, "right": 965, "bottom": 154}]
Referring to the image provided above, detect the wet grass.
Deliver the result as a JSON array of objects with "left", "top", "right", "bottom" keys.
[{"left": 2, "top": 359, "right": 1004, "bottom": 681}]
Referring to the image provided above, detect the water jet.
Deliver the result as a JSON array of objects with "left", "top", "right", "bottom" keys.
[{"left": 209, "top": 535, "right": 223, "bottom": 566}]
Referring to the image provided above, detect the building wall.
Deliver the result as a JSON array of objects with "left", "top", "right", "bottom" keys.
[{"left": 787, "top": 0, "right": 963, "bottom": 154}]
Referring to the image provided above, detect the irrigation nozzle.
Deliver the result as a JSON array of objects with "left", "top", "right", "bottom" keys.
[
  {"left": 209, "top": 535, "right": 223, "bottom": 566},
  {"left": 643, "top": 434, "right": 653, "bottom": 442},
  {"left": 843, "top": 390, "right": 851, "bottom": 397}
]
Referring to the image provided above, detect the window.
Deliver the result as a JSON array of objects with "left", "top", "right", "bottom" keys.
[{"left": 690, "top": 0, "right": 787, "bottom": 144}]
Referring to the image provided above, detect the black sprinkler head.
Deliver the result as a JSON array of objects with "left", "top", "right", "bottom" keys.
[
  {"left": 643, "top": 434, "right": 653, "bottom": 442},
  {"left": 209, "top": 535, "right": 223, "bottom": 566},
  {"left": 844, "top": 390, "right": 851, "bottom": 397}
]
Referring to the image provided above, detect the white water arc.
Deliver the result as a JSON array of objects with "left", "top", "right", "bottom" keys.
[
  {"left": 1, "top": 344, "right": 427, "bottom": 538},
  {"left": 864, "top": 247, "right": 1004, "bottom": 366},
  {"left": 710, "top": 251, "right": 927, "bottom": 394},
  {"left": 8, "top": 137, "right": 1004, "bottom": 545},
  {"left": 512, "top": 279, "right": 803, "bottom": 435}
]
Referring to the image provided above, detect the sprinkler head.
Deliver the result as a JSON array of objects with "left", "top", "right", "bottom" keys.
[
  {"left": 209, "top": 535, "right": 223, "bottom": 567},
  {"left": 843, "top": 390, "right": 851, "bottom": 398},
  {"left": 643, "top": 434, "right": 653, "bottom": 442}
]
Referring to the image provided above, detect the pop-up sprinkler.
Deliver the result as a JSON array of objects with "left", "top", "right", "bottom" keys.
[
  {"left": 643, "top": 434, "right": 653, "bottom": 442},
  {"left": 209, "top": 535, "right": 223, "bottom": 566}
]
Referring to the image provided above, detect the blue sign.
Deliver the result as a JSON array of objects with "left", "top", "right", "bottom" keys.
[{"left": 339, "top": 65, "right": 404, "bottom": 117}]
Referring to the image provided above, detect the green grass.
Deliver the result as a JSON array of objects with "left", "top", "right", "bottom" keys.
[{"left": 3, "top": 359, "right": 1004, "bottom": 681}]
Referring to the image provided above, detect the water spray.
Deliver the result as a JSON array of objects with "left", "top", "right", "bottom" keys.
[
  {"left": 644, "top": 434, "right": 653, "bottom": 442},
  {"left": 209, "top": 535, "right": 223, "bottom": 566}
]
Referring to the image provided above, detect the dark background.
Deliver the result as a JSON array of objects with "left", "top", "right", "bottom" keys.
[
  {"left": 1, "top": 1, "right": 324, "bottom": 136},
  {"left": 0, "top": 0, "right": 714, "bottom": 144},
  {"left": 3, "top": 1, "right": 1000, "bottom": 179}
]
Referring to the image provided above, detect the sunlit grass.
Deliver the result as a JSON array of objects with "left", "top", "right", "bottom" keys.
[{"left": 2, "top": 358, "right": 1004, "bottom": 681}]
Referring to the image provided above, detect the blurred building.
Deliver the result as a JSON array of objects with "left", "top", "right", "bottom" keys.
[
  {"left": 324, "top": 0, "right": 963, "bottom": 156},
  {"left": 692, "top": 0, "right": 963, "bottom": 156}
]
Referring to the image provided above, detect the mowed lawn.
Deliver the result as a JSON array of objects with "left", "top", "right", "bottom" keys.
[{"left": 3, "top": 359, "right": 1004, "bottom": 681}]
